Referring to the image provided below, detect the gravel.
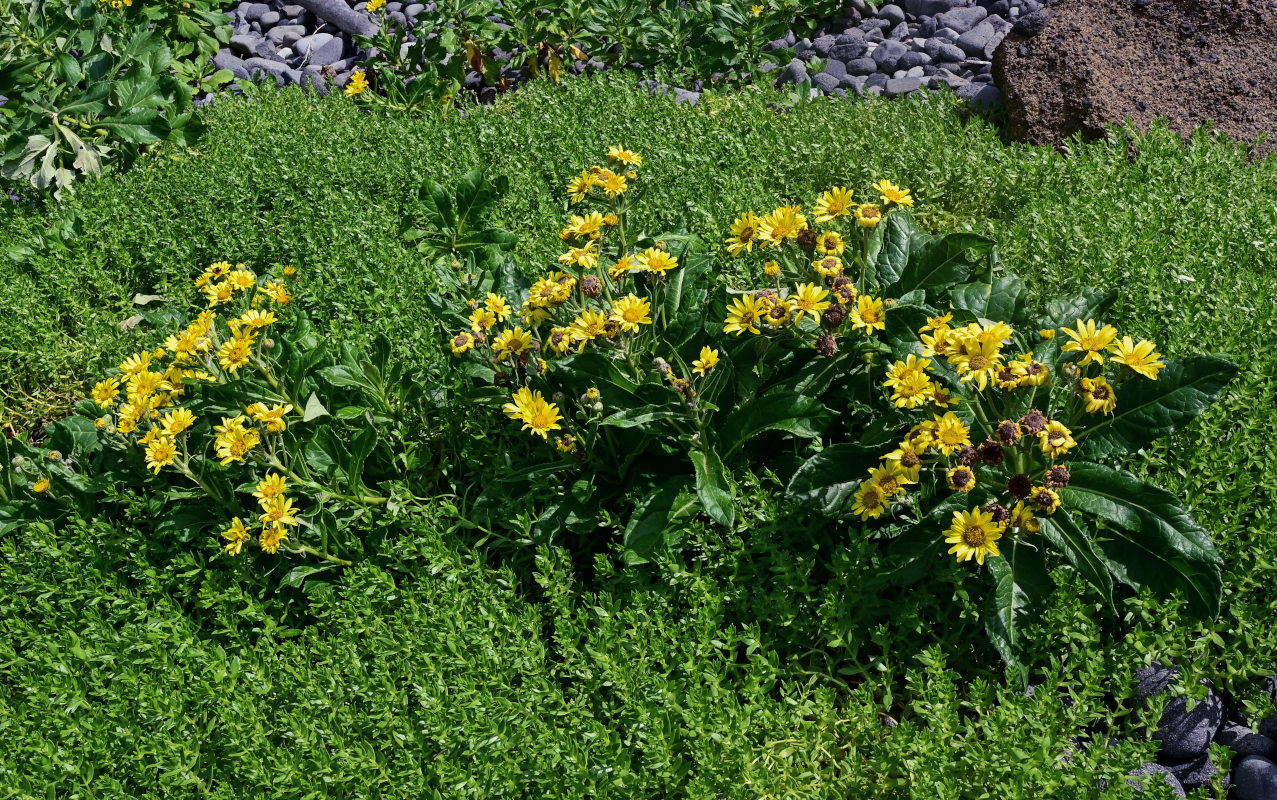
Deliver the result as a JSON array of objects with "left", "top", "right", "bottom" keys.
[{"left": 1235, "top": 756, "right": 1277, "bottom": 800}]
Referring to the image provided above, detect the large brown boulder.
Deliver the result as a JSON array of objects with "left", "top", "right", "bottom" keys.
[{"left": 993, "top": 0, "right": 1277, "bottom": 156}]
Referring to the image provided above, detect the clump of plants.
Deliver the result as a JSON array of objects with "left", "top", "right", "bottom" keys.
[
  {"left": 0, "top": 0, "right": 231, "bottom": 195},
  {"left": 1, "top": 262, "right": 437, "bottom": 574}
]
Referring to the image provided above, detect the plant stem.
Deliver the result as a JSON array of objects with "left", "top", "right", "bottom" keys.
[{"left": 291, "top": 544, "right": 353, "bottom": 566}]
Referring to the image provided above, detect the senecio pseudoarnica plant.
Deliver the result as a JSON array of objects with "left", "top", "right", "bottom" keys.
[
  {"left": 439, "top": 149, "right": 1237, "bottom": 669},
  {"left": 2, "top": 263, "right": 438, "bottom": 579}
]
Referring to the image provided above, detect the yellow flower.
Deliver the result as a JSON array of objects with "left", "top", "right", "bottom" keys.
[
  {"left": 546, "top": 327, "right": 575, "bottom": 356},
  {"left": 932, "top": 411, "right": 971, "bottom": 455},
  {"left": 1038, "top": 420, "right": 1076, "bottom": 458},
  {"left": 869, "top": 461, "right": 915, "bottom": 496},
  {"left": 218, "top": 335, "right": 255, "bottom": 374},
  {"left": 944, "top": 508, "right": 1002, "bottom": 565},
  {"left": 228, "top": 268, "right": 256, "bottom": 291},
  {"left": 883, "top": 441, "right": 923, "bottom": 482},
  {"left": 1108, "top": 335, "right": 1165, "bottom": 379},
  {"left": 162, "top": 408, "right": 196, "bottom": 435},
  {"left": 873, "top": 179, "right": 914, "bottom": 207},
  {"left": 33, "top": 477, "right": 51, "bottom": 494},
  {"left": 493, "top": 327, "right": 535, "bottom": 360},
  {"left": 555, "top": 433, "right": 578, "bottom": 454},
  {"left": 920, "top": 313, "right": 952, "bottom": 333},
  {"left": 247, "top": 402, "right": 293, "bottom": 433},
  {"left": 758, "top": 205, "right": 808, "bottom": 245},
  {"left": 91, "top": 378, "right": 121, "bottom": 408},
  {"left": 946, "top": 465, "right": 976, "bottom": 494},
  {"left": 503, "top": 387, "right": 537, "bottom": 420},
  {"left": 852, "top": 481, "right": 888, "bottom": 520},
  {"left": 1039, "top": 328, "right": 1056, "bottom": 340},
  {"left": 119, "top": 352, "right": 153, "bottom": 376},
  {"left": 603, "top": 213, "right": 620, "bottom": 227},
  {"left": 585, "top": 387, "right": 601, "bottom": 401},
  {"left": 1009, "top": 501, "right": 1041, "bottom": 532},
  {"left": 610, "top": 294, "right": 652, "bottom": 331},
  {"left": 1061, "top": 318, "right": 1119, "bottom": 366},
  {"left": 519, "top": 394, "right": 562, "bottom": 439},
  {"left": 260, "top": 281, "right": 292, "bottom": 305},
  {"left": 1031, "top": 486, "right": 1061, "bottom": 515},
  {"left": 811, "top": 256, "right": 843, "bottom": 279},
  {"left": 814, "top": 230, "right": 845, "bottom": 256},
  {"left": 692, "top": 346, "right": 720, "bottom": 377},
  {"left": 366, "top": 0, "right": 386, "bottom": 10},
  {"left": 763, "top": 260, "right": 780, "bottom": 277},
  {"left": 883, "top": 354, "right": 934, "bottom": 409},
  {"left": 213, "top": 416, "right": 261, "bottom": 465},
  {"left": 559, "top": 242, "right": 599, "bottom": 270},
  {"left": 451, "top": 331, "right": 476, "bottom": 355},
  {"left": 813, "top": 187, "right": 854, "bottom": 222},
  {"left": 203, "top": 280, "right": 235, "bottom": 307},
  {"left": 751, "top": 3, "right": 764, "bottom": 15},
  {"left": 259, "top": 495, "right": 300, "bottom": 528},
  {"left": 609, "top": 254, "right": 640, "bottom": 279},
  {"left": 726, "top": 212, "right": 761, "bottom": 256},
  {"left": 854, "top": 204, "right": 882, "bottom": 228},
  {"left": 850, "top": 295, "right": 886, "bottom": 332},
  {"left": 606, "top": 146, "right": 642, "bottom": 166},
  {"left": 949, "top": 335, "right": 1002, "bottom": 392},
  {"left": 143, "top": 435, "right": 178, "bottom": 474},
  {"left": 469, "top": 307, "right": 497, "bottom": 332},
  {"left": 561, "top": 212, "right": 606, "bottom": 241},
  {"left": 599, "top": 171, "right": 628, "bottom": 197},
  {"left": 344, "top": 69, "right": 369, "bottom": 96},
  {"left": 253, "top": 473, "right": 289, "bottom": 504},
  {"left": 222, "top": 517, "right": 251, "bottom": 556},
  {"left": 638, "top": 247, "right": 678, "bottom": 274},
  {"left": 724, "top": 294, "right": 767, "bottom": 335},
  {"left": 1011, "top": 352, "right": 1049, "bottom": 387},
  {"left": 787, "top": 282, "right": 830, "bottom": 325},
  {"left": 1079, "top": 375, "right": 1117, "bottom": 414},
  {"left": 481, "top": 293, "right": 513, "bottom": 322},
  {"left": 259, "top": 523, "right": 289, "bottom": 554},
  {"left": 235, "top": 309, "right": 278, "bottom": 334},
  {"left": 570, "top": 308, "right": 609, "bottom": 343},
  {"left": 567, "top": 170, "right": 597, "bottom": 203}
]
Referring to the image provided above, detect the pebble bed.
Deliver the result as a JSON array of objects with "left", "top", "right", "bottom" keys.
[{"left": 211, "top": 0, "right": 1051, "bottom": 107}]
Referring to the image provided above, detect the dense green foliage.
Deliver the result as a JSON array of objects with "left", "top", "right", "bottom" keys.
[{"left": 2, "top": 79, "right": 1276, "bottom": 795}]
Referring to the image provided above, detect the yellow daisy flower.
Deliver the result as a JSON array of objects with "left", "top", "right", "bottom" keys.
[
  {"left": 932, "top": 412, "right": 971, "bottom": 455},
  {"left": 1061, "top": 318, "right": 1119, "bottom": 366},
  {"left": 610, "top": 294, "right": 652, "bottom": 331},
  {"left": 850, "top": 295, "right": 886, "bottom": 332},
  {"left": 724, "top": 294, "right": 767, "bottom": 335},
  {"left": 813, "top": 187, "right": 854, "bottom": 222},
  {"left": 1079, "top": 375, "right": 1117, "bottom": 414},
  {"left": 726, "top": 212, "right": 761, "bottom": 257},
  {"left": 944, "top": 508, "right": 1002, "bottom": 565},
  {"left": 852, "top": 481, "right": 888, "bottom": 520},
  {"left": 222, "top": 517, "right": 251, "bottom": 556},
  {"left": 789, "top": 282, "right": 831, "bottom": 325},
  {"left": 638, "top": 247, "right": 679, "bottom": 274},
  {"left": 873, "top": 179, "right": 914, "bottom": 207},
  {"left": 493, "top": 327, "right": 535, "bottom": 360},
  {"left": 1038, "top": 420, "right": 1076, "bottom": 458},
  {"left": 692, "top": 346, "right": 720, "bottom": 377},
  {"left": 1108, "top": 335, "right": 1165, "bottom": 379},
  {"left": 854, "top": 204, "right": 882, "bottom": 228}
]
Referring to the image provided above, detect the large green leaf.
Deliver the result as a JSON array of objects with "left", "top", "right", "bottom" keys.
[
  {"left": 1062, "top": 463, "right": 1222, "bottom": 618},
  {"left": 885, "top": 219, "right": 995, "bottom": 298},
  {"left": 869, "top": 494, "right": 968, "bottom": 587},
  {"left": 868, "top": 212, "right": 912, "bottom": 287},
  {"left": 1034, "top": 288, "right": 1118, "bottom": 364},
  {"left": 598, "top": 407, "right": 684, "bottom": 428},
  {"left": 719, "top": 393, "right": 833, "bottom": 457},
  {"left": 985, "top": 537, "right": 1052, "bottom": 676},
  {"left": 1075, "top": 356, "right": 1238, "bottom": 457},
  {"left": 662, "top": 242, "right": 712, "bottom": 337},
  {"left": 690, "top": 447, "right": 734, "bottom": 527},
  {"left": 948, "top": 275, "right": 1027, "bottom": 325},
  {"left": 622, "top": 478, "right": 694, "bottom": 565},
  {"left": 1038, "top": 510, "right": 1114, "bottom": 611},
  {"left": 785, "top": 442, "right": 881, "bottom": 514}
]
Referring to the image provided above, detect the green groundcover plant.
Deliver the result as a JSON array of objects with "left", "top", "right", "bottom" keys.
[{"left": 430, "top": 149, "right": 1238, "bottom": 668}]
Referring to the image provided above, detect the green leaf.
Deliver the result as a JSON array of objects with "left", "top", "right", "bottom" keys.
[
  {"left": 622, "top": 478, "right": 693, "bottom": 565},
  {"left": 46, "top": 415, "right": 101, "bottom": 458},
  {"left": 155, "top": 505, "right": 213, "bottom": 543},
  {"left": 690, "top": 447, "right": 734, "bottom": 527},
  {"left": 719, "top": 393, "right": 833, "bottom": 456},
  {"left": 1075, "top": 356, "right": 1238, "bottom": 457},
  {"left": 662, "top": 243, "right": 711, "bottom": 332},
  {"left": 881, "top": 215, "right": 994, "bottom": 299},
  {"left": 599, "top": 407, "right": 683, "bottom": 428},
  {"left": 985, "top": 537, "right": 1051, "bottom": 676},
  {"left": 319, "top": 364, "right": 378, "bottom": 394},
  {"left": 1038, "top": 510, "right": 1114, "bottom": 611},
  {"left": 868, "top": 212, "right": 912, "bottom": 287},
  {"left": 948, "top": 276, "right": 1027, "bottom": 325},
  {"left": 785, "top": 442, "right": 880, "bottom": 514},
  {"left": 97, "top": 109, "right": 169, "bottom": 144},
  {"left": 281, "top": 563, "right": 341, "bottom": 588},
  {"left": 1062, "top": 462, "right": 1222, "bottom": 618},
  {"left": 302, "top": 392, "right": 330, "bottom": 422},
  {"left": 869, "top": 494, "right": 968, "bottom": 588}
]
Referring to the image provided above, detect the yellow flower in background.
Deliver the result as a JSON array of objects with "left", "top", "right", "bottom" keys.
[
  {"left": 883, "top": 441, "right": 923, "bottom": 482},
  {"left": 1079, "top": 375, "right": 1117, "bottom": 414},
  {"left": 1061, "top": 318, "right": 1118, "bottom": 365},
  {"left": 33, "top": 478, "right": 51, "bottom": 493},
  {"left": 253, "top": 473, "right": 289, "bottom": 503},
  {"left": 559, "top": 241, "right": 599, "bottom": 270},
  {"left": 366, "top": 0, "right": 386, "bottom": 11},
  {"left": 932, "top": 411, "right": 971, "bottom": 455},
  {"left": 639, "top": 247, "right": 679, "bottom": 274},
  {"left": 812, "top": 256, "right": 843, "bottom": 279},
  {"left": 213, "top": 416, "right": 260, "bottom": 465},
  {"left": 119, "top": 352, "right": 153, "bottom": 376},
  {"left": 92, "top": 378, "right": 121, "bottom": 408},
  {"left": 1039, "top": 328, "right": 1056, "bottom": 340},
  {"left": 469, "top": 307, "right": 497, "bottom": 332},
  {"left": 259, "top": 523, "right": 289, "bottom": 554},
  {"left": 850, "top": 295, "right": 886, "bottom": 332},
  {"left": 1031, "top": 486, "right": 1061, "bottom": 515},
  {"left": 547, "top": 327, "right": 575, "bottom": 355},
  {"left": 815, "top": 230, "right": 845, "bottom": 256},
  {"left": 944, "top": 508, "right": 1002, "bottom": 565},
  {"left": 692, "top": 346, "right": 720, "bottom": 377},
  {"left": 946, "top": 465, "right": 976, "bottom": 494},
  {"left": 852, "top": 481, "right": 887, "bottom": 520},
  {"left": 144, "top": 435, "right": 178, "bottom": 474},
  {"left": 1011, "top": 352, "right": 1049, "bottom": 387},
  {"left": 570, "top": 308, "right": 608, "bottom": 342},
  {"left": 751, "top": 4, "right": 765, "bottom": 15},
  {"left": 609, "top": 253, "right": 640, "bottom": 279},
  {"left": 870, "top": 461, "right": 914, "bottom": 496},
  {"left": 162, "top": 408, "right": 196, "bottom": 435},
  {"left": 758, "top": 205, "right": 808, "bottom": 245},
  {"left": 854, "top": 203, "right": 882, "bottom": 228},
  {"left": 1109, "top": 335, "right": 1165, "bottom": 379},
  {"left": 344, "top": 69, "right": 369, "bottom": 97},
  {"left": 555, "top": 434, "right": 578, "bottom": 454},
  {"left": 873, "top": 179, "right": 914, "bottom": 207},
  {"left": 222, "top": 517, "right": 251, "bottom": 556},
  {"left": 726, "top": 212, "right": 761, "bottom": 256},
  {"left": 451, "top": 331, "right": 476, "bottom": 355},
  {"left": 513, "top": 393, "right": 562, "bottom": 438},
  {"left": 599, "top": 171, "right": 628, "bottom": 197},
  {"left": 259, "top": 495, "right": 300, "bottom": 528},
  {"left": 763, "top": 260, "right": 780, "bottom": 277},
  {"left": 1038, "top": 420, "right": 1076, "bottom": 458},
  {"left": 247, "top": 402, "right": 293, "bottom": 433},
  {"left": 261, "top": 281, "right": 293, "bottom": 304},
  {"left": 566, "top": 170, "right": 598, "bottom": 203},
  {"left": 610, "top": 294, "right": 652, "bottom": 331},
  {"left": 724, "top": 294, "right": 767, "bottom": 335},
  {"left": 883, "top": 354, "right": 934, "bottom": 409},
  {"left": 228, "top": 268, "right": 256, "bottom": 291},
  {"left": 920, "top": 313, "right": 952, "bottom": 333},
  {"left": 813, "top": 187, "right": 854, "bottom": 222},
  {"left": 503, "top": 387, "right": 538, "bottom": 420},
  {"left": 493, "top": 327, "right": 535, "bottom": 359},
  {"left": 235, "top": 309, "right": 278, "bottom": 334},
  {"left": 1010, "top": 501, "right": 1041, "bottom": 532},
  {"left": 789, "top": 282, "right": 831, "bottom": 325},
  {"left": 561, "top": 212, "right": 605, "bottom": 241},
  {"left": 203, "top": 280, "right": 235, "bottom": 307},
  {"left": 606, "top": 146, "right": 642, "bottom": 166}
]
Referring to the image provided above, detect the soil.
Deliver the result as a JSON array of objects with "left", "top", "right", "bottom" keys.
[{"left": 993, "top": 0, "right": 1277, "bottom": 157}]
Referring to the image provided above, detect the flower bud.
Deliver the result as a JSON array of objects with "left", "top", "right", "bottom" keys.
[
  {"left": 815, "top": 334, "right": 837, "bottom": 358},
  {"left": 822, "top": 304, "right": 847, "bottom": 326},
  {"left": 581, "top": 275, "right": 602, "bottom": 297},
  {"left": 955, "top": 445, "right": 977, "bottom": 466}
]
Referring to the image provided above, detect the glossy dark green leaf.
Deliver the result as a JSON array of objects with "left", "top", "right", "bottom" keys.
[
  {"left": 690, "top": 447, "right": 734, "bottom": 527},
  {"left": 870, "top": 494, "right": 968, "bottom": 587},
  {"left": 622, "top": 478, "right": 693, "bottom": 565},
  {"left": 719, "top": 393, "right": 833, "bottom": 456},
  {"left": 1038, "top": 510, "right": 1114, "bottom": 611},
  {"left": 985, "top": 536, "right": 1051, "bottom": 675},
  {"left": 785, "top": 442, "right": 880, "bottom": 514},
  {"left": 1063, "top": 462, "right": 1222, "bottom": 618},
  {"left": 302, "top": 392, "right": 330, "bottom": 422},
  {"left": 1076, "top": 356, "right": 1238, "bottom": 457},
  {"left": 598, "top": 407, "right": 683, "bottom": 428},
  {"left": 46, "top": 415, "right": 101, "bottom": 458},
  {"left": 868, "top": 212, "right": 912, "bottom": 287},
  {"left": 948, "top": 276, "right": 1027, "bottom": 325},
  {"left": 155, "top": 504, "right": 213, "bottom": 543}
]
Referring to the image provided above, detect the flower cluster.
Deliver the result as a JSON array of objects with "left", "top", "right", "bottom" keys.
[
  {"left": 721, "top": 181, "right": 914, "bottom": 355},
  {"left": 86, "top": 261, "right": 304, "bottom": 556},
  {"left": 854, "top": 313, "right": 1166, "bottom": 566}
]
